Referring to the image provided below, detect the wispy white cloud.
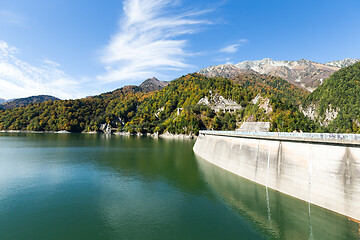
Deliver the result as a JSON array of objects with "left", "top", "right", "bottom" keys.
[
  {"left": 220, "top": 39, "right": 248, "bottom": 53},
  {"left": 220, "top": 44, "right": 240, "bottom": 53},
  {"left": 0, "top": 10, "right": 24, "bottom": 25},
  {"left": 0, "top": 41, "right": 82, "bottom": 99},
  {"left": 98, "top": 0, "right": 211, "bottom": 83}
]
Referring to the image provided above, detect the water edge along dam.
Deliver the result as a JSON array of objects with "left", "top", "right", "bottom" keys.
[{"left": 193, "top": 130, "right": 360, "bottom": 221}]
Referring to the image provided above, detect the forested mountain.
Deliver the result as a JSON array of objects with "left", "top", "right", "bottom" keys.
[
  {"left": 302, "top": 62, "right": 360, "bottom": 133},
  {"left": 0, "top": 92, "right": 145, "bottom": 132},
  {"left": 0, "top": 73, "right": 316, "bottom": 134},
  {"left": 1, "top": 95, "right": 60, "bottom": 110},
  {"left": 89, "top": 77, "right": 167, "bottom": 100},
  {"left": 130, "top": 73, "right": 314, "bottom": 133},
  {"left": 92, "top": 85, "right": 143, "bottom": 100},
  {"left": 230, "top": 73, "right": 308, "bottom": 104},
  {"left": 4, "top": 63, "right": 359, "bottom": 135},
  {"left": 0, "top": 98, "right": 7, "bottom": 104}
]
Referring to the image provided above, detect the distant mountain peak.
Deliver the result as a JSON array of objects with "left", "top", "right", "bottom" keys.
[
  {"left": 199, "top": 58, "right": 359, "bottom": 91},
  {"left": 139, "top": 77, "right": 168, "bottom": 92},
  {"left": 0, "top": 98, "right": 7, "bottom": 104},
  {"left": 325, "top": 58, "right": 360, "bottom": 68}
]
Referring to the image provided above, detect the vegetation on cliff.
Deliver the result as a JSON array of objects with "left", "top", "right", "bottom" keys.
[{"left": 302, "top": 62, "right": 360, "bottom": 133}]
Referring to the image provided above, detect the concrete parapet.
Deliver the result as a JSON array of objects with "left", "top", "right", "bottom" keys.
[
  {"left": 193, "top": 131, "right": 360, "bottom": 220},
  {"left": 237, "top": 122, "right": 270, "bottom": 132}
]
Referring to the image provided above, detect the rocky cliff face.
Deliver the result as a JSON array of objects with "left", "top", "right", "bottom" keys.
[
  {"left": 197, "top": 65, "right": 257, "bottom": 79},
  {"left": 252, "top": 94, "right": 272, "bottom": 114},
  {"left": 299, "top": 104, "right": 339, "bottom": 127},
  {"left": 199, "top": 58, "right": 359, "bottom": 91},
  {"left": 197, "top": 91, "right": 242, "bottom": 112},
  {"left": 325, "top": 58, "right": 360, "bottom": 68}
]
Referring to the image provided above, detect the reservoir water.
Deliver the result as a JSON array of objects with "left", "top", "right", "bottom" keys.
[{"left": 0, "top": 133, "right": 359, "bottom": 240}]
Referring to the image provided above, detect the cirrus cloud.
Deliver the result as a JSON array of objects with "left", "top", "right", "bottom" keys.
[
  {"left": 98, "top": 0, "right": 212, "bottom": 83},
  {"left": 220, "top": 39, "right": 248, "bottom": 53},
  {"left": 0, "top": 10, "right": 24, "bottom": 26},
  {"left": 0, "top": 41, "right": 83, "bottom": 100}
]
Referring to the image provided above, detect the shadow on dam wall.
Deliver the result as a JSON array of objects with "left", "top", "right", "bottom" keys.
[
  {"left": 196, "top": 156, "right": 360, "bottom": 240},
  {"left": 193, "top": 133, "right": 360, "bottom": 223}
]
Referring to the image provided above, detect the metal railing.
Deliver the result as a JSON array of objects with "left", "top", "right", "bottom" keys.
[{"left": 199, "top": 130, "right": 360, "bottom": 141}]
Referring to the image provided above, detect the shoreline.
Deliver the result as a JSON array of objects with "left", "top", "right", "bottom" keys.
[
  {"left": 114, "top": 131, "right": 196, "bottom": 139},
  {"left": 0, "top": 130, "right": 70, "bottom": 134},
  {"left": 0, "top": 130, "right": 196, "bottom": 139}
]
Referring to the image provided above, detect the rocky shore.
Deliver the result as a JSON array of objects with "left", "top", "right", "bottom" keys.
[
  {"left": 114, "top": 131, "right": 196, "bottom": 139},
  {"left": 157, "top": 131, "right": 196, "bottom": 139}
]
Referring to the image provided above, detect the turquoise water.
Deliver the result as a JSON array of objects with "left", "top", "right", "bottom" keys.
[{"left": 0, "top": 133, "right": 359, "bottom": 240}]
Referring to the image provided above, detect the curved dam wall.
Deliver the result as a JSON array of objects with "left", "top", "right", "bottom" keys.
[{"left": 193, "top": 131, "right": 360, "bottom": 220}]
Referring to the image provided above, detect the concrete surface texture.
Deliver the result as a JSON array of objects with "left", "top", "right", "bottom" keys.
[
  {"left": 193, "top": 132, "right": 360, "bottom": 220},
  {"left": 196, "top": 156, "right": 360, "bottom": 240},
  {"left": 237, "top": 122, "right": 270, "bottom": 132}
]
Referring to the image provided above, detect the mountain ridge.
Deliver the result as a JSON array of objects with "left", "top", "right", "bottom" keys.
[
  {"left": 1, "top": 95, "right": 60, "bottom": 110},
  {"left": 92, "top": 77, "right": 167, "bottom": 100},
  {"left": 199, "top": 58, "right": 360, "bottom": 91},
  {"left": 0, "top": 73, "right": 314, "bottom": 133},
  {"left": 324, "top": 58, "right": 360, "bottom": 68},
  {"left": 2, "top": 64, "right": 359, "bottom": 134}
]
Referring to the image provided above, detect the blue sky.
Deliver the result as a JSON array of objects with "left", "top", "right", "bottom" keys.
[{"left": 0, "top": 0, "right": 359, "bottom": 99}]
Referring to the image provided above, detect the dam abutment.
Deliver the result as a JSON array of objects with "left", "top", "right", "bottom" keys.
[{"left": 193, "top": 131, "right": 360, "bottom": 220}]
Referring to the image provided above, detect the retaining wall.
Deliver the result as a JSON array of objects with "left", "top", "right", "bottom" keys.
[{"left": 193, "top": 131, "right": 360, "bottom": 220}]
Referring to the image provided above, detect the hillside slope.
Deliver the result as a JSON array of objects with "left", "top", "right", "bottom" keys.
[
  {"left": 302, "top": 62, "right": 360, "bottom": 132},
  {"left": 1, "top": 95, "right": 60, "bottom": 109},
  {"left": 230, "top": 73, "right": 309, "bottom": 104},
  {"left": 0, "top": 73, "right": 315, "bottom": 134}
]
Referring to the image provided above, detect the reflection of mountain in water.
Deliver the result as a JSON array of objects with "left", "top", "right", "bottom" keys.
[
  {"left": 91, "top": 135, "right": 208, "bottom": 194},
  {"left": 196, "top": 156, "right": 360, "bottom": 240}
]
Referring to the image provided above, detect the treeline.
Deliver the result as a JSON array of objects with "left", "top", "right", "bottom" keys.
[
  {"left": 231, "top": 73, "right": 308, "bottom": 104},
  {"left": 0, "top": 86, "right": 149, "bottom": 132},
  {"left": 0, "top": 73, "right": 318, "bottom": 134},
  {"left": 1, "top": 95, "right": 60, "bottom": 110}
]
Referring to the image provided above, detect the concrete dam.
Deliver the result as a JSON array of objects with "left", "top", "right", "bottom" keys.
[{"left": 193, "top": 130, "right": 360, "bottom": 221}]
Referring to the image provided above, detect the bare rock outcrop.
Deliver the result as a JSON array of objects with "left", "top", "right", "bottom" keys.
[
  {"left": 197, "top": 91, "right": 242, "bottom": 113},
  {"left": 198, "top": 58, "right": 359, "bottom": 91},
  {"left": 252, "top": 94, "right": 272, "bottom": 114},
  {"left": 300, "top": 104, "right": 339, "bottom": 126}
]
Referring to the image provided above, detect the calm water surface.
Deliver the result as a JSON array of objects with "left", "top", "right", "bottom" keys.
[{"left": 0, "top": 133, "right": 359, "bottom": 240}]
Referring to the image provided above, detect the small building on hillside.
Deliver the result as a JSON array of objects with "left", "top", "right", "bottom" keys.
[{"left": 197, "top": 91, "right": 242, "bottom": 113}]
